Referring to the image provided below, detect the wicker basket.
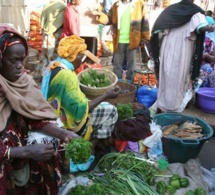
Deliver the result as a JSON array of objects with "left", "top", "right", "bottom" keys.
[
  {"left": 78, "top": 68, "right": 118, "bottom": 98},
  {"left": 106, "top": 82, "right": 137, "bottom": 105}
]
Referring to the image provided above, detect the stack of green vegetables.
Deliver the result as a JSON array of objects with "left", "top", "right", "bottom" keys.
[{"left": 80, "top": 69, "right": 111, "bottom": 88}]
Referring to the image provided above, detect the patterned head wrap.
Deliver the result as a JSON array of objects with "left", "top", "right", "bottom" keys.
[
  {"left": 58, "top": 35, "right": 87, "bottom": 62},
  {"left": 0, "top": 25, "right": 28, "bottom": 60},
  {"left": 0, "top": 33, "right": 24, "bottom": 56}
]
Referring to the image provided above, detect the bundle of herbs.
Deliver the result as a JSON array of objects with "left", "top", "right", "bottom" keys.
[
  {"left": 94, "top": 152, "right": 158, "bottom": 186},
  {"left": 80, "top": 69, "right": 111, "bottom": 88},
  {"left": 116, "top": 103, "right": 134, "bottom": 120},
  {"left": 90, "top": 168, "right": 158, "bottom": 195},
  {"left": 68, "top": 183, "right": 106, "bottom": 195},
  {"left": 65, "top": 138, "right": 92, "bottom": 164}
]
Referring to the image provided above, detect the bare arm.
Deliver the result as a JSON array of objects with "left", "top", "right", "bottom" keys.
[
  {"left": 198, "top": 25, "right": 215, "bottom": 33},
  {"left": 203, "top": 52, "right": 215, "bottom": 62},
  {"left": 89, "top": 85, "right": 121, "bottom": 111},
  {"left": 9, "top": 123, "right": 80, "bottom": 161}
]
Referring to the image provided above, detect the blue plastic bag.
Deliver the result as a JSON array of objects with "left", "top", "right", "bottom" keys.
[
  {"left": 70, "top": 155, "right": 95, "bottom": 172},
  {"left": 136, "top": 85, "right": 158, "bottom": 108}
]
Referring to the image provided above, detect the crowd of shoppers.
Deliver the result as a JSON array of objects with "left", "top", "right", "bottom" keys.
[{"left": 1, "top": 0, "right": 215, "bottom": 194}]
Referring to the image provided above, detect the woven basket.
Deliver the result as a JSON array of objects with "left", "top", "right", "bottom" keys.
[
  {"left": 106, "top": 82, "right": 137, "bottom": 105},
  {"left": 78, "top": 68, "right": 118, "bottom": 98}
]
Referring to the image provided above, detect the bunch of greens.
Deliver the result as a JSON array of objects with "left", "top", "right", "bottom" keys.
[
  {"left": 116, "top": 103, "right": 134, "bottom": 120},
  {"left": 65, "top": 138, "right": 92, "bottom": 164},
  {"left": 68, "top": 183, "right": 106, "bottom": 195},
  {"left": 91, "top": 168, "right": 157, "bottom": 195},
  {"left": 80, "top": 69, "right": 111, "bottom": 88},
  {"left": 95, "top": 152, "right": 158, "bottom": 186}
]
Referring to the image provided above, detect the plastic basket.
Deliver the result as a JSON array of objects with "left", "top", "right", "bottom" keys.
[
  {"left": 78, "top": 68, "right": 118, "bottom": 98},
  {"left": 153, "top": 113, "right": 213, "bottom": 163}
]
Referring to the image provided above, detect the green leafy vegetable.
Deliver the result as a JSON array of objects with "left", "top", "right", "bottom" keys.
[
  {"left": 116, "top": 103, "right": 133, "bottom": 120},
  {"left": 96, "top": 152, "right": 158, "bottom": 187},
  {"left": 68, "top": 183, "right": 106, "bottom": 195},
  {"left": 80, "top": 69, "right": 111, "bottom": 88},
  {"left": 65, "top": 138, "right": 92, "bottom": 164}
]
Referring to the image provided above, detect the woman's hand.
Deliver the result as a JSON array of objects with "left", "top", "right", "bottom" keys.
[
  {"left": 62, "top": 130, "right": 81, "bottom": 144},
  {"left": 105, "top": 85, "right": 121, "bottom": 99},
  {"left": 10, "top": 144, "right": 55, "bottom": 161},
  {"left": 39, "top": 123, "right": 80, "bottom": 144},
  {"left": 199, "top": 25, "right": 215, "bottom": 33},
  {"left": 27, "top": 144, "right": 55, "bottom": 161}
]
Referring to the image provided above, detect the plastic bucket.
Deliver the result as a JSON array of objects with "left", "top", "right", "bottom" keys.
[
  {"left": 197, "top": 87, "right": 215, "bottom": 114},
  {"left": 153, "top": 113, "right": 213, "bottom": 163}
]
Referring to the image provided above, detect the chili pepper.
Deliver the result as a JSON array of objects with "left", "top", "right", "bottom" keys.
[
  {"left": 194, "top": 187, "right": 206, "bottom": 195},
  {"left": 186, "top": 190, "right": 195, "bottom": 195},
  {"left": 179, "top": 177, "right": 190, "bottom": 188}
]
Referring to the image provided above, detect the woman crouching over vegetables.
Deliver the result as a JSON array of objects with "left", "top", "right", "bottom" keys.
[
  {"left": 41, "top": 35, "right": 120, "bottom": 161},
  {"left": 0, "top": 24, "right": 80, "bottom": 194}
]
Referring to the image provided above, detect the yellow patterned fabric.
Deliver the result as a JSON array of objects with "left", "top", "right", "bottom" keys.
[{"left": 57, "top": 35, "right": 87, "bottom": 62}]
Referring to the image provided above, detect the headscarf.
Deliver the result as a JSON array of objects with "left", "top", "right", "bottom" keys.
[
  {"left": 152, "top": 0, "right": 204, "bottom": 32},
  {"left": 41, "top": 35, "right": 87, "bottom": 99},
  {"left": 0, "top": 34, "right": 24, "bottom": 56},
  {"left": 57, "top": 35, "right": 87, "bottom": 62},
  {"left": 150, "top": 0, "right": 205, "bottom": 81},
  {"left": 0, "top": 24, "right": 57, "bottom": 132},
  {"left": 40, "top": 0, "right": 66, "bottom": 35},
  {"left": 0, "top": 24, "right": 28, "bottom": 60}
]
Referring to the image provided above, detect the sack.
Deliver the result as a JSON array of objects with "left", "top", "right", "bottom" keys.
[
  {"left": 70, "top": 155, "right": 95, "bottom": 172},
  {"left": 136, "top": 85, "right": 158, "bottom": 108}
]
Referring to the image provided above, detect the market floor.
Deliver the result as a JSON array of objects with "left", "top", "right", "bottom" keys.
[
  {"left": 183, "top": 105, "right": 215, "bottom": 171},
  {"left": 198, "top": 136, "right": 215, "bottom": 171}
]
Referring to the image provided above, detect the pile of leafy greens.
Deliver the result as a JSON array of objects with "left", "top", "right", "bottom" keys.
[
  {"left": 116, "top": 103, "right": 134, "bottom": 120},
  {"left": 65, "top": 138, "right": 92, "bottom": 164},
  {"left": 80, "top": 69, "right": 111, "bottom": 88},
  {"left": 68, "top": 183, "right": 105, "bottom": 195}
]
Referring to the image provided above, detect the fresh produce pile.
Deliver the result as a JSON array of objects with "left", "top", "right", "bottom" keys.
[
  {"left": 116, "top": 103, "right": 134, "bottom": 120},
  {"left": 90, "top": 152, "right": 158, "bottom": 194},
  {"left": 67, "top": 152, "right": 208, "bottom": 195},
  {"left": 65, "top": 138, "right": 92, "bottom": 164},
  {"left": 133, "top": 73, "right": 156, "bottom": 86},
  {"left": 28, "top": 11, "right": 43, "bottom": 52},
  {"left": 80, "top": 69, "right": 111, "bottom": 88},
  {"left": 186, "top": 187, "right": 206, "bottom": 195},
  {"left": 156, "top": 174, "right": 206, "bottom": 195},
  {"left": 156, "top": 174, "right": 190, "bottom": 195}
]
